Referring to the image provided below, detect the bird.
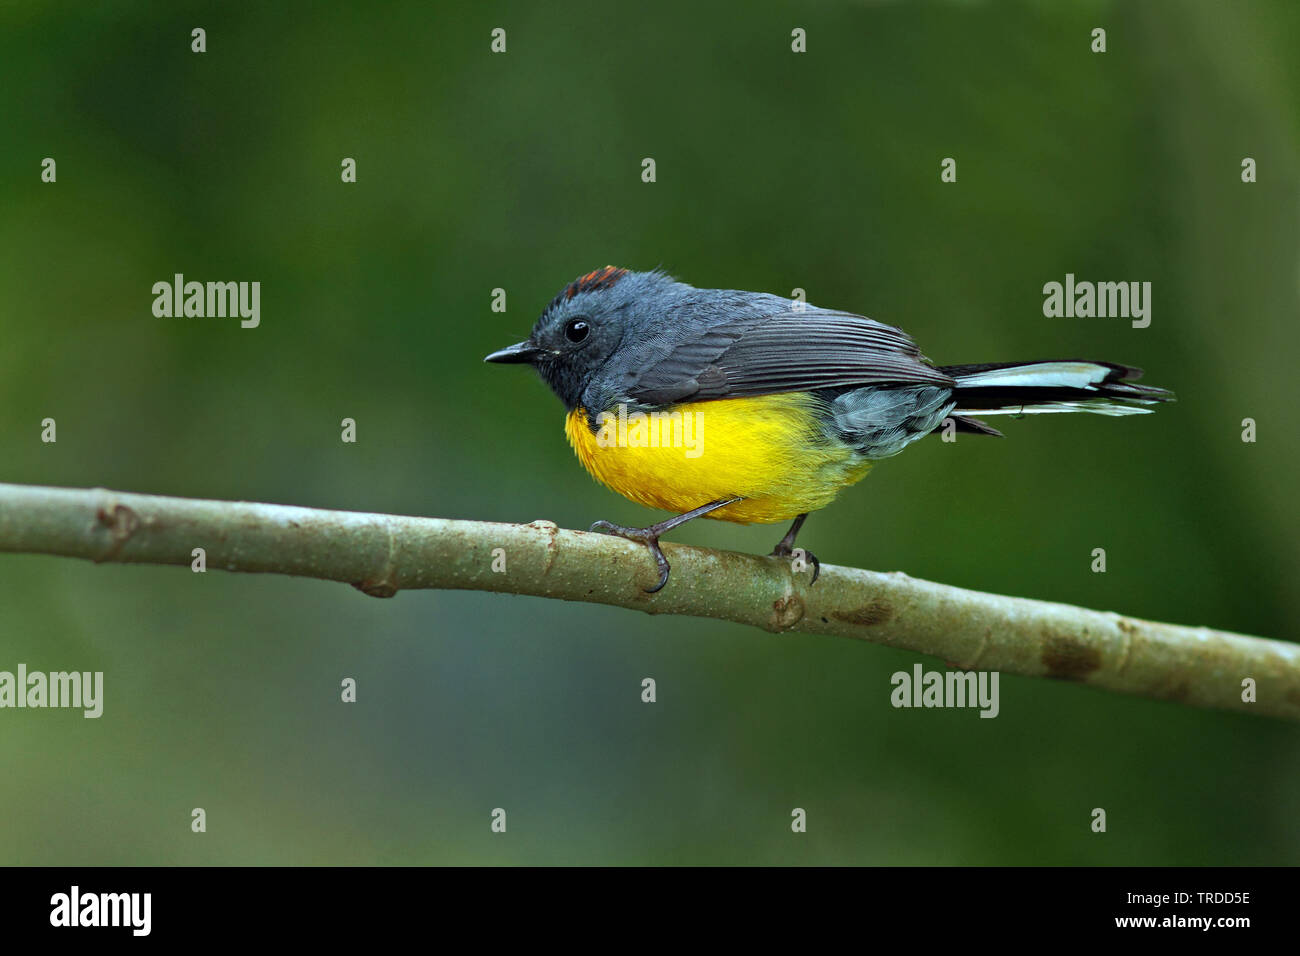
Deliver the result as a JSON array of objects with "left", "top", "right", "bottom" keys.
[{"left": 486, "top": 266, "right": 1173, "bottom": 592}]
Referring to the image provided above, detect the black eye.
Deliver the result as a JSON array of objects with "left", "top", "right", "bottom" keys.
[{"left": 564, "top": 319, "right": 590, "bottom": 343}]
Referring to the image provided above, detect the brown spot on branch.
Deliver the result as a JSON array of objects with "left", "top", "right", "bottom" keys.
[
  {"left": 1041, "top": 632, "right": 1103, "bottom": 680},
  {"left": 832, "top": 599, "right": 893, "bottom": 627},
  {"left": 94, "top": 502, "right": 140, "bottom": 563}
]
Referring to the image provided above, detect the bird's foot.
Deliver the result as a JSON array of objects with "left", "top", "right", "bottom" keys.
[
  {"left": 589, "top": 519, "right": 672, "bottom": 593},
  {"left": 769, "top": 541, "right": 820, "bottom": 585}
]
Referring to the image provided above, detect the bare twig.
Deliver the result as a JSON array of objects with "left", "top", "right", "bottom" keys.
[{"left": 0, "top": 482, "right": 1295, "bottom": 720}]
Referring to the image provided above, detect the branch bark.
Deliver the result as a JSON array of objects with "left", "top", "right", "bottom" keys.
[{"left": 1, "top": 482, "right": 1295, "bottom": 720}]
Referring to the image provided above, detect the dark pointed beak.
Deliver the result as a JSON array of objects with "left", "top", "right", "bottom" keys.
[{"left": 484, "top": 341, "right": 543, "bottom": 364}]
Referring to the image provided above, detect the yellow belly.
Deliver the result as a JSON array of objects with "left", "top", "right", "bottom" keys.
[{"left": 564, "top": 393, "right": 873, "bottom": 524}]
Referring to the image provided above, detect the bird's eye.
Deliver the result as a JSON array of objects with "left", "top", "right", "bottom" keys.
[{"left": 564, "top": 319, "right": 590, "bottom": 343}]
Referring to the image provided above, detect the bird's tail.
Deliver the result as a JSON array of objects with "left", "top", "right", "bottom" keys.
[{"left": 940, "top": 360, "right": 1174, "bottom": 431}]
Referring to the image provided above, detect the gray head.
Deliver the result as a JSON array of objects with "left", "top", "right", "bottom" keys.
[{"left": 484, "top": 266, "right": 689, "bottom": 410}]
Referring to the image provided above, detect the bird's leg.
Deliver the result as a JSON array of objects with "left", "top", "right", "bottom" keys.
[
  {"left": 590, "top": 497, "right": 742, "bottom": 594},
  {"left": 769, "top": 513, "right": 820, "bottom": 585}
]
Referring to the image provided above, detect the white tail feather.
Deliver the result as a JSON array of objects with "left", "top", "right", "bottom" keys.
[
  {"left": 953, "top": 362, "right": 1112, "bottom": 390},
  {"left": 956, "top": 402, "right": 1154, "bottom": 417},
  {"left": 950, "top": 360, "right": 1170, "bottom": 418}
]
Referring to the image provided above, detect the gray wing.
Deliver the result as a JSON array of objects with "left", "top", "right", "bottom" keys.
[{"left": 625, "top": 309, "right": 955, "bottom": 405}]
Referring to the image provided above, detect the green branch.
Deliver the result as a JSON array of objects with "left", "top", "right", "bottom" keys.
[{"left": 1, "top": 483, "right": 1295, "bottom": 720}]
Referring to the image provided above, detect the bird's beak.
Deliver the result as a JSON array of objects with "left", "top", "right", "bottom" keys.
[{"left": 484, "top": 341, "right": 543, "bottom": 364}]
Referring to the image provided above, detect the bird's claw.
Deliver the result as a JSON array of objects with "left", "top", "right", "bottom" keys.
[
  {"left": 770, "top": 544, "right": 820, "bottom": 586},
  {"left": 589, "top": 520, "right": 672, "bottom": 593}
]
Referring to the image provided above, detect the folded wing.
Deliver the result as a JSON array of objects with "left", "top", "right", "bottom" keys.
[{"left": 626, "top": 310, "right": 954, "bottom": 405}]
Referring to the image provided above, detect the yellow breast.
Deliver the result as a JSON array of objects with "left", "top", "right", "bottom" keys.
[{"left": 564, "top": 393, "right": 872, "bottom": 524}]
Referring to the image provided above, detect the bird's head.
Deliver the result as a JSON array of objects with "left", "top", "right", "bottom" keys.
[{"left": 485, "top": 266, "right": 674, "bottom": 410}]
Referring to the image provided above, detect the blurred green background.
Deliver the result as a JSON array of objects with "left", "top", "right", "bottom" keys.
[{"left": 2, "top": 0, "right": 1298, "bottom": 865}]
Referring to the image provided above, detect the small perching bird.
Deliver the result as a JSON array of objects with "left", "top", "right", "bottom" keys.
[{"left": 487, "top": 267, "right": 1173, "bottom": 592}]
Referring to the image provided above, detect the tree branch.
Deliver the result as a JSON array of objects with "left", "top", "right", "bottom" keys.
[{"left": 1, "top": 482, "right": 1295, "bottom": 720}]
